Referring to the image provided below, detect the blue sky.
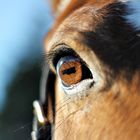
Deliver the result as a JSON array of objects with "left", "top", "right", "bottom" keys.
[{"left": 0, "top": 0, "right": 53, "bottom": 111}]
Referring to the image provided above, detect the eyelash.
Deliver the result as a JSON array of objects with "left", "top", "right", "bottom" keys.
[{"left": 47, "top": 46, "right": 80, "bottom": 69}]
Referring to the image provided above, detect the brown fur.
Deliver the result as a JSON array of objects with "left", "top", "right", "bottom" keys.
[
  {"left": 45, "top": 0, "right": 140, "bottom": 139},
  {"left": 54, "top": 73, "right": 140, "bottom": 140}
]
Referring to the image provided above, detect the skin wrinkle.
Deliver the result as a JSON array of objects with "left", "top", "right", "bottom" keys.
[
  {"left": 45, "top": 0, "right": 114, "bottom": 50},
  {"left": 45, "top": 0, "right": 140, "bottom": 139},
  {"left": 53, "top": 73, "right": 140, "bottom": 140},
  {"left": 45, "top": 3, "right": 108, "bottom": 52}
]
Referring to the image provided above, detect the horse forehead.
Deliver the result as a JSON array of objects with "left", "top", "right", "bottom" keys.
[
  {"left": 57, "top": 0, "right": 140, "bottom": 32},
  {"left": 46, "top": 5, "right": 106, "bottom": 49},
  {"left": 58, "top": 6, "right": 105, "bottom": 32},
  {"left": 46, "top": 0, "right": 140, "bottom": 50}
]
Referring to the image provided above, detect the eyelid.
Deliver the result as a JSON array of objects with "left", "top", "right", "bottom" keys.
[{"left": 46, "top": 46, "right": 80, "bottom": 70}]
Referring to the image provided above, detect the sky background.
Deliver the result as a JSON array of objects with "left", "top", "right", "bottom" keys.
[{"left": 0, "top": 0, "right": 53, "bottom": 111}]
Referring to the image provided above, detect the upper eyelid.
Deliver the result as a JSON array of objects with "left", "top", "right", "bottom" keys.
[{"left": 46, "top": 46, "right": 79, "bottom": 69}]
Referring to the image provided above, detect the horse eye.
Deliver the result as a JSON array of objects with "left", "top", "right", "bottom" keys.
[{"left": 56, "top": 56, "right": 93, "bottom": 86}]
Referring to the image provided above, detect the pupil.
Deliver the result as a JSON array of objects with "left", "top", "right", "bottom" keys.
[{"left": 62, "top": 67, "right": 76, "bottom": 75}]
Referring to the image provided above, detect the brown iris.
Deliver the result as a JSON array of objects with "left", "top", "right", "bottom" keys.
[{"left": 58, "top": 60, "right": 82, "bottom": 86}]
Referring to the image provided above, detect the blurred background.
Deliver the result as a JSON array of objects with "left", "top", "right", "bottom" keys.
[{"left": 0, "top": 0, "right": 53, "bottom": 139}]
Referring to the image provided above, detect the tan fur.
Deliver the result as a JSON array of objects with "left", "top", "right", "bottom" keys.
[
  {"left": 45, "top": 0, "right": 140, "bottom": 139},
  {"left": 54, "top": 73, "right": 140, "bottom": 140}
]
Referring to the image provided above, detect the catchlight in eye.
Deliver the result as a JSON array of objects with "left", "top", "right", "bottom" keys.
[{"left": 56, "top": 56, "right": 93, "bottom": 87}]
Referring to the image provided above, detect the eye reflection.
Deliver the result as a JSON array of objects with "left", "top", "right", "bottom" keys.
[
  {"left": 56, "top": 56, "right": 93, "bottom": 87},
  {"left": 57, "top": 56, "right": 82, "bottom": 86}
]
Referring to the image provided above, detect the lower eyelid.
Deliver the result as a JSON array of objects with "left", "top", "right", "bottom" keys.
[{"left": 61, "top": 78, "right": 95, "bottom": 95}]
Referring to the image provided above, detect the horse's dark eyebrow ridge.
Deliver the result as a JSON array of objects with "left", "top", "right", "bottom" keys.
[{"left": 79, "top": 2, "right": 140, "bottom": 74}]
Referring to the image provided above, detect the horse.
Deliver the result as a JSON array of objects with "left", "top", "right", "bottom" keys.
[{"left": 32, "top": 0, "right": 140, "bottom": 140}]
